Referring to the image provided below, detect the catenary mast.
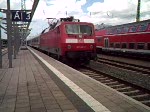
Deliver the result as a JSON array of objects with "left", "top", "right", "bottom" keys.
[{"left": 136, "top": 0, "right": 141, "bottom": 22}]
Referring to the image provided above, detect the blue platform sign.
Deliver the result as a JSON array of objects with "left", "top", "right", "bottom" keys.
[{"left": 11, "top": 10, "right": 31, "bottom": 22}]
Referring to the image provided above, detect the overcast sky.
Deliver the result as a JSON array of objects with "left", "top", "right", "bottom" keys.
[{"left": 0, "top": 0, "right": 150, "bottom": 39}]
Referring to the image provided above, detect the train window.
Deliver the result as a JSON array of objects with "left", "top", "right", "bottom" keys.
[
  {"left": 128, "top": 26, "right": 137, "bottom": 33},
  {"left": 121, "top": 27, "right": 129, "bottom": 33},
  {"left": 148, "top": 43, "right": 150, "bottom": 50},
  {"left": 122, "top": 43, "right": 127, "bottom": 48},
  {"left": 112, "top": 28, "right": 117, "bottom": 34},
  {"left": 137, "top": 24, "right": 147, "bottom": 32},
  {"left": 107, "top": 28, "right": 114, "bottom": 35},
  {"left": 129, "top": 43, "right": 135, "bottom": 49},
  {"left": 110, "top": 43, "right": 114, "bottom": 48},
  {"left": 109, "top": 29, "right": 113, "bottom": 34},
  {"left": 137, "top": 43, "right": 145, "bottom": 49},
  {"left": 106, "top": 29, "right": 110, "bottom": 35},
  {"left": 80, "top": 25, "right": 92, "bottom": 35},
  {"left": 115, "top": 43, "right": 120, "bottom": 48},
  {"left": 66, "top": 24, "right": 78, "bottom": 34},
  {"left": 116, "top": 28, "right": 122, "bottom": 34},
  {"left": 147, "top": 23, "right": 150, "bottom": 31}
]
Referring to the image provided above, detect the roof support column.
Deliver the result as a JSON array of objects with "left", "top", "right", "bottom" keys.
[{"left": 7, "top": 0, "right": 13, "bottom": 68}]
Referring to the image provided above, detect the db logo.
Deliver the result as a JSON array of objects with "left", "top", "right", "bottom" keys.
[{"left": 78, "top": 39, "right": 84, "bottom": 43}]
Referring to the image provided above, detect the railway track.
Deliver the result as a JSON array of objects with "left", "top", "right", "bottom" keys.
[
  {"left": 76, "top": 66, "right": 150, "bottom": 107},
  {"left": 97, "top": 57, "right": 150, "bottom": 77}
]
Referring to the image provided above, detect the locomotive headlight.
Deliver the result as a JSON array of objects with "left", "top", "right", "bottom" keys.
[
  {"left": 67, "top": 45, "right": 71, "bottom": 49},
  {"left": 90, "top": 45, "right": 93, "bottom": 49}
]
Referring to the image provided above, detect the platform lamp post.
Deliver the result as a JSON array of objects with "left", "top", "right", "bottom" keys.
[{"left": 0, "top": 12, "right": 3, "bottom": 68}]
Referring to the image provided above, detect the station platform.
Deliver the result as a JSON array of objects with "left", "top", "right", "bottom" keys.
[
  {"left": 0, "top": 47, "right": 150, "bottom": 112},
  {"left": 0, "top": 49, "right": 78, "bottom": 112}
]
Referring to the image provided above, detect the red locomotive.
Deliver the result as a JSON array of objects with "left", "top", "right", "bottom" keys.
[
  {"left": 28, "top": 16, "right": 97, "bottom": 64},
  {"left": 95, "top": 19, "right": 150, "bottom": 58}
]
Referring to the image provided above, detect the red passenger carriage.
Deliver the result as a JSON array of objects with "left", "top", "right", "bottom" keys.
[{"left": 95, "top": 19, "right": 150, "bottom": 57}]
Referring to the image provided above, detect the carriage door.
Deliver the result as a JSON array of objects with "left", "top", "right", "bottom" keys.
[{"left": 104, "top": 38, "right": 109, "bottom": 48}]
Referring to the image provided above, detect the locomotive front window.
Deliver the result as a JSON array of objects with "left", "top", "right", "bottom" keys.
[{"left": 65, "top": 24, "right": 92, "bottom": 35}]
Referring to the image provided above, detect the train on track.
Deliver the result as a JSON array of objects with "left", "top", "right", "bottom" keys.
[
  {"left": 28, "top": 16, "right": 97, "bottom": 64},
  {"left": 95, "top": 19, "right": 150, "bottom": 58}
]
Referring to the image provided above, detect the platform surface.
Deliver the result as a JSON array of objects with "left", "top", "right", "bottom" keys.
[{"left": 0, "top": 50, "right": 78, "bottom": 112}]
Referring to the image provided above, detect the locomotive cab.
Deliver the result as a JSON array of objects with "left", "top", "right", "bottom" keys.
[{"left": 60, "top": 22, "right": 97, "bottom": 63}]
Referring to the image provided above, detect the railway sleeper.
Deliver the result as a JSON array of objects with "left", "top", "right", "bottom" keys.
[
  {"left": 116, "top": 86, "right": 134, "bottom": 92},
  {"left": 92, "top": 75, "right": 106, "bottom": 78},
  {"left": 122, "top": 90, "right": 142, "bottom": 96},
  {"left": 88, "top": 75, "right": 100, "bottom": 78},
  {"left": 79, "top": 69, "right": 92, "bottom": 73},
  {"left": 140, "top": 100, "right": 150, "bottom": 107},
  {"left": 103, "top": 81, "right": 119, "bottom": 85},
  {"left": 87, "top": 73, "right": 99, "bottom": 76},
  {"left": 85, "top": 73, "right": 96, "bottom": 76},
  {"left": 98, "top": 79, "right": 114, "bottom": 83},
  {"left": 142, "top": 74, "right": 150, "bottom": 77},
  {"left": 96, "top": 77, "right": 110, "bottom": 80},
  {"left": 131, "top": 94, "right": 150, "bottom": 101},
  {"left": 82, "top": 71, "right": 95, "bottom": 73},
  {"left": 109, "top": 84, "right": 126, "bottom": 89}
]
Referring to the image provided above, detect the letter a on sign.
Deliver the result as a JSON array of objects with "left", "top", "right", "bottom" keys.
[
  {"left": 12, "top": 11, "right": 21, "bottom": 21},
  {"left": 14, "top": 12, "right": 20, "bottom": 19}
]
